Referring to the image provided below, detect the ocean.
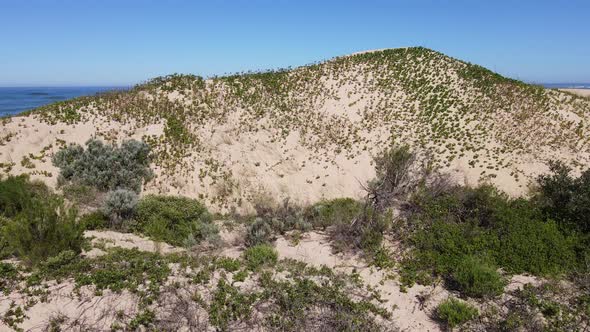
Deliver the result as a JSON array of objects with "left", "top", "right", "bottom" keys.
[
  {"left": 541, "top": 83, "right": 590, "bottom": 89},
  {"left": 0, "top": 86, "right": 128, "bottom": 118}
]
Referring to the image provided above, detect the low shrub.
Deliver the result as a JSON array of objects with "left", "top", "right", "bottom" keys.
[
  {"left": 245, "top": 198, "right": 314, "bottom": 247},
  {"left": 53, "top": 139, "right": 152, "bottom": 193},
  {"left": 1, "top": 196, "right": 84, "bottom": 265},
  {"left": 61, "top": 183, "right": 101, "bottom": 207},
  {"left": 245, "top": 218, "right": 274, "bottom": 247},
  {"left": 402, "top": 184, "right": 580, "bottom": 291},
  {"left": 452, "top": 256, "right": 505, "bottom": 298},
  {"left": 0, "top": 175, "right": 51, "bottom": 218},
  {"left": 134, "top": 195, "right": 216, "bottom": 246},
  {"left": 436, "top": 298, "right": 478, "bottom": 328},
  {"left": 79, "top": 211, "right": 109, "bottom": 230},
  {"left": 329, "top": 206, "right": 391, "bottom": 253},
  {"left": 304, "top": 198, "right": 361, "bottom": 230},
  {"left": 243, "top": 244, "right": 278, "bottom": 270},
  {"left": 101, "top": 189, "right": 138, "bottom": 227}
]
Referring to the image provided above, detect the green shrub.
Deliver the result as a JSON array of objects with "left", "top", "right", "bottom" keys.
[
  {"left": 2, "top": 196, "right": 84, "bottom": 265},
  {"left": 209, "top": 279, "right": 257, "bottom": 331},
  {"left": 134, "top": 195, "right": 216, "bottom": 246},
  {"left": 304, "top": 198, "right": 361, "bottom": 230},
  {"left": 402, "top": 184, "right": 580, "bottom": 294},
  {"left": 245, "top": 218, "right": 274, "bottom": 247},
  {"left": 0, "top": 217, "right": 11, "bottom": 259},
  {"left": 0, "top": 262, "right": 19, "bottom": 294},
  {"left": 243, "top": 244, "right": 278, "bottom": 270},
  {"left": 437, "top": 298, "right": 478, "bottom": 328},
  {"left": 452, "top": 256, "right": 504, "bottom": 298},
  {"left": 79, "top": 211, "right": 108, "bottom": 230},
  {"left": 61, "top": 183, "right": 100, "bottom": 207},
  {"left": 493, "top": 216, "right": 576, "bottom": 275},
  {"left": 53, "top": 139, "right": 152, "bottom": 193},
  {"left": 536, "top": 161, "right": 590, "bottom": 234},
  {"left": 101, "top": 189, "right": 138, "bottom": 227},
  {"left": 0, "top": 175, "right": 51, "bottom": 218}
]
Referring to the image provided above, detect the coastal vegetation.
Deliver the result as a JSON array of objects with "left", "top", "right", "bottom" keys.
[{"left": 1, "top": 48, "right": 589, "bottom": 330}]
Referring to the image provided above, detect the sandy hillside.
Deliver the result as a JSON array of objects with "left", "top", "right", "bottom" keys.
[
  {"left": 1, "top": 47, "right": 589, "bottom": 213},
  {"left": 560, "top": 88, "right": 590, "bottom": 97}
]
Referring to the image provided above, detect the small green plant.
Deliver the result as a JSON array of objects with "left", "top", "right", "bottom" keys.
[
  {"left": 243, "top": 244, "right": 278, "bottom": 270},
  {"left": 436, "top": 297, "right": 478, "bottom": 328},
  {"left": 79, "top": 211, "right": 108, "bottom": 230},
  {"left": 208, "top": 279, "right": 257, "bottom": 331},
  {"left": 452, "top": 256, "right": 505, "bottom": 298},
  {"left": 134, "top": 195, "right": 216, "bottom": 246},
  {"left": 304, "top": 198, "right": 361, "bottom": 230}
]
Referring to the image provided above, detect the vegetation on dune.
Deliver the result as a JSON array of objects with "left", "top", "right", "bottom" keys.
[
  {"left": 134, "top": 194, "right": 217, "bottom": 247},
  {"left": 2, "top": 47, "right": 590, "bottom": 330},
  {"left": 22, "top": 47, "right": 590, "bottom": 207},
  {"left": 0, "top": 176, "right": 84, "bottom": 265},
  {"left": 2, "top": 244, "right": 393, "bottom": 331},
  {"left": 53, "top": 138, "right": 152, "bottom": 193},
  {"left": 436, "top": 297, "right": 479, "bottom": 329}
]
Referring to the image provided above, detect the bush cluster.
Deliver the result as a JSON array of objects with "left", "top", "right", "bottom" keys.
[
  {"left": 398, "top": 158, "right": 590, "bottom": 300},
  {"left": 402, "top": 184, "right": 578, "bottom": 294},
  {"left": 134, "top": 195, "right": 217, "bottom": 246},
  {"left": 0, "top": 176, "right": 84, "bottom": 265},
  {"left": 437, "top": 297, "right": 479, "bottom": 328},
  {"left": 535, "top": 160, "right": 590, "bottom": 234},
  {"left": 53, "top": 138, "right": 152, "bottom": 193}
]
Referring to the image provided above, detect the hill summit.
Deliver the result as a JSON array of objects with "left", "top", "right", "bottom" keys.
[{"left": 1, "top": 47, "right": 589, "bottom": 212}]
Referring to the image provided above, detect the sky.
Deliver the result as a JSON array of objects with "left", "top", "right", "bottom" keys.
[{"left": 1, "top": 0, "right": 589, "bottom": 86}]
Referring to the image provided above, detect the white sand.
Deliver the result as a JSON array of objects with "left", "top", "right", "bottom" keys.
[{"left": 560, "top": 88, "right": 590, "bottom": 97}]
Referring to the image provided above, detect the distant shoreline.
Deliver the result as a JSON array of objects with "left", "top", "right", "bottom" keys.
[
  {"left": 541, "top": 83, "right": 590, "bottom": 89},
  {"left": 0, "top": 86, "right": 129, "bottom": 117}
]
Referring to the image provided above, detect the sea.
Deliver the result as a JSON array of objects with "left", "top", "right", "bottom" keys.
[
  {"left": 0, "top": 86, "right": 128, "bottom": 117},
  {"left": 0, "top": 83, "right": 588, "bottom": 118}
]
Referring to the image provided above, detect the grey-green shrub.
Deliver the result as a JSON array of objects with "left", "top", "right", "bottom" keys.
[
  {"left": 134, "top": 195, "right": 215, "bottom": 246},
  {"left": 101, "top": 189, "right": 138, "bottom": 227},
  {"left": 53, "top": 139, "right": 152, "bottom": 193},
  {"left": 437, "top": 298, "right": 478, "bottom": 328},
  {"left": 245, "top": 218, "right": 274, "bottom": 247}
]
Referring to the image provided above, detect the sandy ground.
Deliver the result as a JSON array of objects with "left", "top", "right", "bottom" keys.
[
  {"left": 0, "top": 228, "right": 544, "bottom": 331},
  {"left": 560, "top": 88, "right": 590, "bottom": 97}
]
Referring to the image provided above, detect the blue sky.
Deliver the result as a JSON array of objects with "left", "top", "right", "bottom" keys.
[{"left": 1, "top": 0, "right": 588, "bottom": 86}]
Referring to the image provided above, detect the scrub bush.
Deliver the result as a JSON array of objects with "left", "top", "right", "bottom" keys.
[
  {"left": 53, "top": 139, "right": 152, "bottom": 193},
  {"left": 452, "top": 256, "right": 505, "bottom": 298},
  {"left": 101, "top": 189, "right": 138, "bottom": 227},
  {"left": 134, "top": 195, "right": 216, "bottom": 246},
  {"left": 437, "top": 298, "right": 478, "bottom": 328},
  {"left": 1, "top": 196, "right": 84, "bottom": 265},
  {"left": 304, "top": 198, "right": 362, "bottom": 230},
  {"left": 243, "top": 244, "right": 278, "bottom": 270}
]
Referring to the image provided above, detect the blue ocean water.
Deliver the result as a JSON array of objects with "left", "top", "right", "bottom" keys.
[
  {"left": 542, "top": 83, "right": 590, "bottom": 89},
  {"left": 0, "top": 86, "right": 128, "bottom": 117}
]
